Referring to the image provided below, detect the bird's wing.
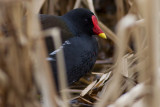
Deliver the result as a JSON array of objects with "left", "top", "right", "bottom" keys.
[
  {"left": 47, "top": 40, "right": 72, "bottom": 61},
  {"left": 39, "top": 14, "right": 74, "bottom": 53}
]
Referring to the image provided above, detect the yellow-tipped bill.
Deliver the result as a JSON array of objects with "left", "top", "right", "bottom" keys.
[{"left": 98, "top": 33, "right": 107, "bottom": 39}]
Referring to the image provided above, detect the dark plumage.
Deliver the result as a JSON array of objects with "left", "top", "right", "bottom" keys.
[{"left": 39, "top": 8, "right": 106, "bottom": 87}]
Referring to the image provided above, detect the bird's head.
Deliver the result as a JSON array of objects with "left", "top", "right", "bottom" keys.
[{"left": 63, "top": 8, "right": 107, "bottom": 39}]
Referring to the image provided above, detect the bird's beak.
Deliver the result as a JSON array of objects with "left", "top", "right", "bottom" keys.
[
  {"left": 92, "top": 15, "right": 107, "bottom": 39},
  {"left": 98, "top": 33, "right": 107, "bottom": 39}
]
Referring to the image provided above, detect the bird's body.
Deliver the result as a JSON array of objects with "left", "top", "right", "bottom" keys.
[
  {"left": 49, "top": 35, "right": 98, "bottom": 85},
  {"left": 39, "top": 8, "right": 106, "bottom": 86}
]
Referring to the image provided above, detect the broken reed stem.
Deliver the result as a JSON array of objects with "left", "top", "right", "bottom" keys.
[
  {"left": 25, "top": 2, "right": 59, "bottom": 107},
  {"left": 110, "top": 14, "right": 136, "bottom": 103},
  {"left": 108, "top": 83, "right": 150, "bottom": 107},
  {"left": 133, "top": 0, "right": 151, "bottom": 87},
  {"left": 44, "top": 28, "right": 70, "bottom": 107},
  {"left": 132, "top": 27, "right": 146, "bottom": 83},
  {"left": 0, "top": 1, "right": 59, "bottom": 107},
  {"left": 0, "top": 1, "right": 47, "bottom": 107},
  {"left": 145, "top": 0, "right": 160, "bottom": 107},
  {"left": 95, "top": 14, "right": 136, "bottom": 107},
  {"left": 51, "top": 28, "right": 70, "bottom": 107}
]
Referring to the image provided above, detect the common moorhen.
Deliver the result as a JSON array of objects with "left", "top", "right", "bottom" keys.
[{"left": 40, "top": 8, "right": 107, "bottom": 86}]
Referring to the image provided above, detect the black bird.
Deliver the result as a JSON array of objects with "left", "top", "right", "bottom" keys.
[{"left": 40, "top": 8, "right": 107, "bottom": 86}]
